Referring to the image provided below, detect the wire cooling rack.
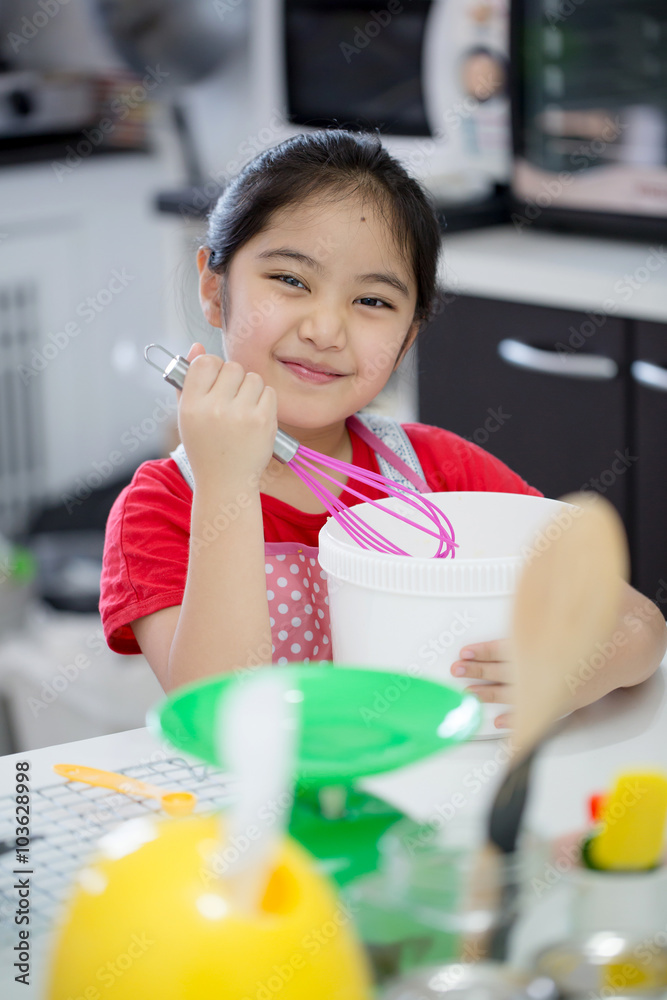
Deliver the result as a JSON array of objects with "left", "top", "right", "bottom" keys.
[{"left": 0, "top": 756, "right": 235, "bottom": 944}]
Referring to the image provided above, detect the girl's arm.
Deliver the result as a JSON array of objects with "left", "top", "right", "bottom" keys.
[
  {"left": 132, "top": 348, "right": 277, "bottom": 692},
  {"left": 453, "top": 582, "right": 667, "bottom": 728},
  {"left": 133, "top": 489, "right": 272, "bottom": 692}
]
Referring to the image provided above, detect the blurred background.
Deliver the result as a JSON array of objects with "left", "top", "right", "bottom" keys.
[{"left": 0, "top": 0, "right": 665, "bottom": 753}]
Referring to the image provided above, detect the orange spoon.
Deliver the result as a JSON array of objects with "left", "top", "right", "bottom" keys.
[{"left": 54, "top": 764, "right": 197, "bottom": 816}]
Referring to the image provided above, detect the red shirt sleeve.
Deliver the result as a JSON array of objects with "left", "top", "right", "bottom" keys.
[
  {"left": 403, "top": 422, "right": 543, "bottom": 497},
  {"left": 100, "top": 459, "right": 192, "bottom": 654}
]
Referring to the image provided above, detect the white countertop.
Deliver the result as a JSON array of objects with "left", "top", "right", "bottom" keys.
[
  {"left": 2, "top": 658, "right": 666, "bottom": 998},
  {"left": 439, "top": 226, "right": 667, "bottom": 323}
]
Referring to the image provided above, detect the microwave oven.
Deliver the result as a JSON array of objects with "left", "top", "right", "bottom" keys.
[
  {"left": 249, "top": 0, "right": 512, "bottom": 205},
  {"left": 510, "top": 0, "right": 667, "bottom": 240}
]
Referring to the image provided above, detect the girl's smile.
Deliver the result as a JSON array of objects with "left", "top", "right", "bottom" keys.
[{"left": 278, "top": 359, "right": 348, "bottom": 383}]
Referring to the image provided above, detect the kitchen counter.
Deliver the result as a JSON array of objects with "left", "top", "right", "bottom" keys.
[
  {"left": 1, "top": 655, "right": 666, "bottom": 999},
  {"left": 439, "top": 225, "right": 667, "bottom": 323}
]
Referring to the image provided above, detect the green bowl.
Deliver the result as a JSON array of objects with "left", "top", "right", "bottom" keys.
[{"left": 148, "top": 664, "right": 480, "bottom": 783}]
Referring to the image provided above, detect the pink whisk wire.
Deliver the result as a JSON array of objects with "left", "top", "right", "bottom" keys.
[
  {"left": 292, "top": 458, "right": 408, "bottom": 554},
  {"left": 290, "top": 462, "right": 390, "bottom": 552},
  {"left": 292, "top": 446, "right": 457, "bottom": 559}
]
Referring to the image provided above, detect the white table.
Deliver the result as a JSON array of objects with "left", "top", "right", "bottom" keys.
[{"left": 1, "top": 659, "right": 666, "bottom": 999}]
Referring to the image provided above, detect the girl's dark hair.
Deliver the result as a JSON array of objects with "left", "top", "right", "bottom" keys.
[{"left": 204, "top": 129, "right": 441, "bottom": 327}]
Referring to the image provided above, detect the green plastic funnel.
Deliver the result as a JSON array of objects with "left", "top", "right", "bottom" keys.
[{"left": 149, "top": 664, "right": 480, "bottom": 783}]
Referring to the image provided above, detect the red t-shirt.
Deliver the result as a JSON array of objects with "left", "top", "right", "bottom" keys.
[{"left": 100, "top": 422, "right": 541, "bottom": 654}]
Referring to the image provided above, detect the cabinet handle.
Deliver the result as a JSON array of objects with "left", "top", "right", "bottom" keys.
[
  {"left": 497, "top": 339, "right": 618, "bottom": 380},
  {"left": 631, "top": 360, "right": 667, "bottom": 393}
]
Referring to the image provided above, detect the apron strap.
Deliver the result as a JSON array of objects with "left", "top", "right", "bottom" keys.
[
  {"left": 347, "top": 413, "right": 430, "bottom": 493},
  {"left": 170, "top": 443, "right": 194, "bottom": 490}
]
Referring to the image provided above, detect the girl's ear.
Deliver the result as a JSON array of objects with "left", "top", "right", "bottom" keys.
[
  {"left": 197, "top": 246, "right": 223, "bottom": 328},
  {"left": 393, "top": 319, "right": 420, "bottom": 371}
]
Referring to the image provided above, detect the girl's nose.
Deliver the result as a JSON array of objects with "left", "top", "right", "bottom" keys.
[{"left": 298, "top": 307, "right": 347, "bottom": 350}]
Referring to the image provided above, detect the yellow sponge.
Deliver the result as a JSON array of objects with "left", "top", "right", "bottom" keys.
[{"left": 588, "top": 771, "right": 667, "bottom": 871}]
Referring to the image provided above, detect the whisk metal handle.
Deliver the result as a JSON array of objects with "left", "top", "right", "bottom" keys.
[
  {"left": 144, "top": 344, "right": 299, "bottom": 464},
  {"left": 272, "top": 429, "right": 299, "bottom": 464}
]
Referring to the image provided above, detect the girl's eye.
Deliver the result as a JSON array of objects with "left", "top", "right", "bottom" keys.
[
  {"left": 273, "top": 274, "right": 306, "bottom": 289},
  {"left": 357, "top": 296, "right": 391, "bottom": 309}
]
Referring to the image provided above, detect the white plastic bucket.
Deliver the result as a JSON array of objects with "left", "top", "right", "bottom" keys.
[{"left": 318, "top": 491, "right": 575, "bottom": 739}]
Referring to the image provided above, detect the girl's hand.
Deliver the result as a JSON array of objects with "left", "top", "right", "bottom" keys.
[
  {"left": 177, "top": 342, "right": 277, "bottom": 490},
  {"left": 451, "top": 639, "right": 515, "bottom": 729}
]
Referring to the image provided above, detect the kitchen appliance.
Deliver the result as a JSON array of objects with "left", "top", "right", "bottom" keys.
[
  {"left": 510, "top": 0, "right": 667, "bottom": 240},
  {"left": 0, "top": 70, "right": 149, "bottom": 163},
  {"left": 250, "top": 0, "right": 512, "bottom": 207}
]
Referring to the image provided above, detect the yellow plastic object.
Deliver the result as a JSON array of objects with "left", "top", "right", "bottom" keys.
[
  {"left": 47, "top": 814, "right": 372, "bottom": 1000},
  {"left": 53, "top": 763, "right": 196, "bottom": 817},
  {"left": 588, "top": 771, "right": 667, "bottom": 871}
]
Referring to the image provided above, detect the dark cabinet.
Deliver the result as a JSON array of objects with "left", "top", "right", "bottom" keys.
[
  {"left": 418, "top": 294, "right": 664, "bottom": 600},
  {"left": 633, "top": 321, "right": 667, "bottom": 602}
]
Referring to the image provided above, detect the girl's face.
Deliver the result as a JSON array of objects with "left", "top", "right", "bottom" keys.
[{"left": 198, "top": 192, "right": 420, "bottom": 434}]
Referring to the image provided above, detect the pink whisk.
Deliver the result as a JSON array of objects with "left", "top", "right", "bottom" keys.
[{"left": 145, "top": 345, "right": 457, "bottom": 559}]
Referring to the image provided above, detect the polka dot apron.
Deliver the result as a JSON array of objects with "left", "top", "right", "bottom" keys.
[
  {"left": 170, "top": 412, "right": 429, "bottom": 665},
  {"left": 264, "top": 543, "right": 330, "bottom": 664}
]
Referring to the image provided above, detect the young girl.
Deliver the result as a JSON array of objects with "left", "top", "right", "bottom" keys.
[{"left": 100, "top": 129, "right": 665, "bottom": 724}]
